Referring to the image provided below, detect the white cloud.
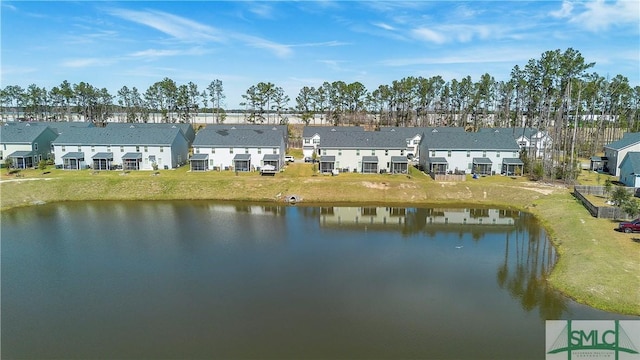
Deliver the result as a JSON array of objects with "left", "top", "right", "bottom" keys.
[
  {"left": 549, "top": 1, "right": 574, "bottom": 18},
  {"left": 107, "top": 8, "right": 224, "bottom": 43},
  {"left": 247, "top": 3, "right": 274, "bottom": 19},
  {"left": 61, "top": 58, "right": 114, "bottom": 68},
  {"left": 412, "top": 27, "right": 446, "bottom": 44},
  {"left": 570, "top": 0, "right": 640, "bottom": 31},
  {"left": 235, "top": 34, "right": 292, "bottom": 58},
  {"left": 412, "top": 24, "right": 494, "bottom": 44},
  {"left": 373, "top": 22, "right": 396, "bottom": 31},
  {"left": 128, "top": 47, "right": 209, "bottom": 60},
  {"left": 107, "top": 7, "right": 296, "bottom": 58}
]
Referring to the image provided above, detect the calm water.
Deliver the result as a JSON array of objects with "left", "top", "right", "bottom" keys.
[{"left": 1, "top": 202, "right": 635, "bottom": 359}]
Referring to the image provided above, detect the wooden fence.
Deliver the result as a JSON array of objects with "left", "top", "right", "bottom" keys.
[
  {"left": 573, "top": 185, "right": 635, "bottom": 219},
  {"left": 433, "top": 174, "right": 466, "bottom": 181}
]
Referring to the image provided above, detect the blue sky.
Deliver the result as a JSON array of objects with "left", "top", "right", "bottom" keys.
[{"left": 2, "top": 1, "right": 638, "bottom": 109}]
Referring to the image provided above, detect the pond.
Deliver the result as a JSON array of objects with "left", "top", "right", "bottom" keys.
[{"left": 1, "top": 201, "right": 634, "bottom": 359}]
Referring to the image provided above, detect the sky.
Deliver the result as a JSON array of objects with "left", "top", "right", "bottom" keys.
[{"left": 1, "top": 0, "right": 639, "bottom": 109}]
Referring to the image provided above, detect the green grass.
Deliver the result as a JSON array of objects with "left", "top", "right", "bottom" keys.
[{"left": 1, "top": 164, "right": 638, "bottom": 315}]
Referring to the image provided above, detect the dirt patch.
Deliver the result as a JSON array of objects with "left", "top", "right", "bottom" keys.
[{"left": 361, "top": 181, "right": 389, "bottom": 189}]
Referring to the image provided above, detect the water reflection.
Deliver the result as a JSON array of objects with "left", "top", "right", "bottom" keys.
[
  {"left": 2, "top": 202, "right": 633, "bottom": 360},
  {"left": 311, "top": 206, "right": 565, "bottom": 320}
]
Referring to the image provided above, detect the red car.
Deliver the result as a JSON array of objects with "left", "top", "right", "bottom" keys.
[{"left": 618, "top": 219, "right": 640, "bottom": 233}]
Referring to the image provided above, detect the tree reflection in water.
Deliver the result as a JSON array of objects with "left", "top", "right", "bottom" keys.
[{"left": 308, "top": 205, "right": 568, "bottom": 321}]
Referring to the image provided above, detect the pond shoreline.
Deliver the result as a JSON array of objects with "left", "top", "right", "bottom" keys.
[{"left": 1, "top": 168, "right": 639, "bottom": 316}]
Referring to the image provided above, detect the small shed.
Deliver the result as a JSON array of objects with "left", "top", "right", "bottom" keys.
[{"left": 590, "top": 156, "right": 607, "bottom": 171}]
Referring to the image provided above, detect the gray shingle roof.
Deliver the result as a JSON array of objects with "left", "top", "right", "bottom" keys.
[
  {"left": 502, "top": 158, "right": 524, "bottom": 165},
  {"left": 122, "top": 152, "right": 142, "bottom": 159},
  {"left": 362, "top": 156, "right": 378, "bottom": 163},
  {"left": 106, "top": 122, "right": 194, "bottom": 141},
  {"left": 379, "top": 127, "right": 464, "bottom": 137},
  {"left": 429, "top": 157, "right": 448, "bottom": 164},
  {"left": 320, "top": 131, "right": 407, "bottom": 149},
  {"left": 190, "top": 153, "right": 209, "bottom": 161},
  {"left": 320, "top": 155, "right": 335, "bottom": 162},
  {"left": 233, "top": 153, "right": 252, "bottom": 161},
  {"left": 605, "top": 133, "right": 640, "bottom": 151},
  {"left": 193, "top": 127, "right": 284, "bottom": 147},
  {"left": 1, "top": 123, "right": 57, "bottom": 143},
  {"left": 473, "top": 157, "right": 493, "bottom": 164},
  {"left": 390, "top": 156, "right": 408, "bottom": 163},
  {"left": 92, "top": 152, "right": 113, "bottom": 160},
  {"left": 51, "top": 127, "right": 184, "bottom": 146},
  {"left": 620, "top": 152, "right": 640, "bottom": 173},
  {"left": 61, "top": 152, "right": 85, "bottom": 159},
  {"left": 8, "top": 150, "right": 34, "bottom": 157},
  {"left": 422, "top": 131, "right": 520, "bottom": 151},
  {"left": 478, "top": 127, "right": 539, "bottom": 140},
  {"left": 302, "top": 126, "right": 364, "bottom": 137},
  {"left": 262, "top": 154, "right": 280, "bottom": 161}
]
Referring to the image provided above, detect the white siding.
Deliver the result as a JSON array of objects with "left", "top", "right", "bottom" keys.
[
  {"left": 321, "top": 148, "right": 406, "bottom": 173},
  {"left": 194, "top": 143, "right": 285, "bottom": 171},
  {"left": 424, "top": 149, "right": 519, "bottom": 174}
]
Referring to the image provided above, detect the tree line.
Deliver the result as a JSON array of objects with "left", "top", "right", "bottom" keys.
[{"left": 1, "top": 47, "right": 639, "bottom": 181}]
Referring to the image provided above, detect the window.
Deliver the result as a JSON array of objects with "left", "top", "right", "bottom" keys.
[
  {"left": 273, "top": 148, "right": 277, "bottom": 154},
  {"left": 496, "top": 151, "right": 500, "bottom": 158},
  {"left": 305, "top": 139, "right": 310, "bottom": 144},
  {"left": 195, "top": 148, "right": 200, "bottom": 154},
  {"left": 245, "top": 148, "right": 249, "bottom": 154},
  {"left": 107, "top": 146, "right": 111, "bottom": 152},
  {"left": 61, "top": 146, "right": 65, "bottom": 152},
  {"left": 136, "top": 146, "right": 140, "bottom": 152},
  {"left": 356, "top": 149, "right": 360, "bottom": 156},
  {"left": 230, "top": 148, "right": 234, "bottom": 154},
  {"left": 211, "top": 148, "right": 215, "bottom": 154},
  {"left": 400, "top": 150, "right": 404, "bottom": 156},
  {"left": 144, "top": 146, "right": 148, "bottom": 152},
  {"left": 447, "top": 150, "right": 452, "bottom": 157},
  {"left": 322, "top": 149, "right": 327, "bottom": 155},
  {"left": 431, "top": 150, "right": 436, "bottom": 156},
  {"left": 77, "top": 146, "right": 81, "bottom": 152},
  {"left": 51, "top": 145, "right": 54, "bottom": 151},
  {"left": 120, "top": 146, "right": 124, "bottom": 152},
  {"left": 258, "top": 148, "right": 262, "bottom": 154},
  {"left": 467, "top": 151, "right": 470, "bottom": 157},
  {"left": 338, "top": 149, "right": 342, "bottom": 156},
  {"left": 413, "top": 139, "right": 419, "bottom": 145},
  {"left": 482, "top": 151, "right": 486, "bottom": 157},
  {"left": 34, "top": 143, "right": 39, "bottom": 151},
  {"left": 91, "top": 146, "right": 95, "bottom": 152},
  {"left": 371, "top": 150, "right": 375, "bottom": 155},
  {"left": 385, "top": 150, "right": 389, "bottom": 156},
  {"left": 159, "top": 147, "right": 163, "bottom": 152}
]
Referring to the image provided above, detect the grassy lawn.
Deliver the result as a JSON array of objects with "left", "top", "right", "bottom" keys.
[{"left": 1, "top": 164, "right": 638, "bottom": 315}]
